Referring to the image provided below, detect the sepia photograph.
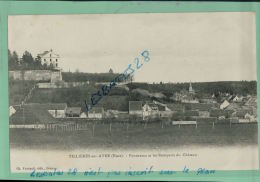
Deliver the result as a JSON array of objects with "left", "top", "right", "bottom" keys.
[{"left": 8, "top": 12, "right": 258, "bottom": 172}]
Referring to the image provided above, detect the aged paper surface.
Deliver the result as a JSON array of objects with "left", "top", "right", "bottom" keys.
[{"left": 8, "top": 12, "right": 258, "bottom": 173}]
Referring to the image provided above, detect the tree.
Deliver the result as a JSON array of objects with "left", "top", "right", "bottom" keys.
[
  {"left": 34, "top": 55, "right": 43, "bottom": 70},
  {"left": 22, "top": 51, "right": 34, "bottom": 69},
  {"left": 8, "top": 50, "right": 19, "bottom": 70},
  {"left": 43, "top": 63, "right": 48, "bottom": 70},
  {"left": 49, "top": 63, "right": 54, "bottom": 70},
  {"left": 8, "top": 49, "right": 14, "bottom": 70},
  {"left": 12, "top": 51, "right": 19, "bottom": 69}
]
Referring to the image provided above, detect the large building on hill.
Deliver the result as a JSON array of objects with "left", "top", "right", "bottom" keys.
[{"left": 38, "top": 49, "right": 60, "bottom": 69}]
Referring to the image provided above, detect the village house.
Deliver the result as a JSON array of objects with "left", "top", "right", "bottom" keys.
[
  {"left": 200, "top": 98, "right": 217, "bottom": 104},
  {"left": 105, "top": 110, "right": 128, "bottom": 119},
  {"left": 88, "top": 107, "right": 104, "bottom": 119},
  {"left": 65, "top": 107, "right": 81, "bottom": 117},
  {"left": 80, "top": 112, "right": 87, "bottom": 118},
  {"left": 245, "top": 96, "right": 257, "bottom": 107},
  {"left": 153, "top": 100, "right": 172, "bottom": 117},
  {"left": 38, "top": 49, "right": 60, "bottom": 69},
  {"left": 220, "top": 100, "right": 230, "bottom": 110},
  {"left": 231, "top": 109, "right": 254, "bottom": 118},
  {"left": 172, "top": 82, "right": 199, "bottom": 103},
  {"left": 9, "top": 106, "right": 17, "bottom": 117},
  {"left": 245, "top": 113, "right": 257, "bottom": 122},
  {"left": 226, "top": 102, "right": 242, "bottom": 111},
  {"left": 200, "top": 94, "right": 217, "bottom": 104},
  {"left": 232, "top": 95, "right": 241, "bottom": 102},
  {"left": 142, "top": 100, "right": 173, "bottom": 119},
  {"left": 143, "top": 102, "right": 159, "bottom": 119},
  {"left": 48, "top": 103, "right": 67, "bottom": 118}
]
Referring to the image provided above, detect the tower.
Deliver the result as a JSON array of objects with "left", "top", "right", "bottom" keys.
[{"left": 189, "top": 81, "right": 195, "bottom": 94}]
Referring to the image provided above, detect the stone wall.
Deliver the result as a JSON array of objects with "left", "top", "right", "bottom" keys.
[{"left": 9, "top": 70, "right": 62, "bottom": 82}]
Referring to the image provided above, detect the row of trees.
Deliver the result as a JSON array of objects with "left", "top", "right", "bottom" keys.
[
  {"left": 127, "top": 81, "right": 257, "bottom": 98},
  {"left": 8, "top": 49, "right": 55, "bottom": 70}
]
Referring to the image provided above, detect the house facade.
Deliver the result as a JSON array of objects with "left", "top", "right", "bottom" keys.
[
  {"left": 38, "top": 49, "right": 60, "bottom": 69},
  {"left": 9, "top": 106, "right": 16, "bottom": 117},
  {"left": 88, "top": 107, "right": 104, "bottom": 119},
  {"left": 142, "top": 103, "right": 159, "bottom": 119},
  {"left": 48, "top": 103, "right": 67, "bottom": 118},
  {"left": 65, "top": 107, "right": 81, "bottom": 117},
  {"left": 220, "top": 100, "right": 230, "bottom": 110}
]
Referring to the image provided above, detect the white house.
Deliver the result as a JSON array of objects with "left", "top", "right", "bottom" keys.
[
  {"left": 38, "top": 49, "right": 60, "bottom": 69},
  {"left": 88, "top": 107, "right": 104, "bottom": 119},
  {"left": 142, "top": 103, "right": 159, "bottom": 119},
  {"left": 220, "top": 100, "right": 230, "bottom": 110},
  {"left": 9, "top": 106, "right": 16, "bottom": 117},
  {"left": 232, "top": 96, "right": 243, "bottom": 102},
  {"left": 48, "top": 103, "right": 67, "bottom": 118},
  {"left": 245, "top": 113, "right": 257, "bottom": 122},
  {"left": 80, "top": 112, "right": 87, "bottom": 118}
]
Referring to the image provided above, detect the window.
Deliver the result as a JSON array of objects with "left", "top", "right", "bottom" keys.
[
  {"left": 50, "top": 59, "right": 52, "bottom": 62},
  {"left": 56, "top": 63, "right": 58, "bottom": 67},
  {"left": 56, "top": 59, "right": 58, "bottom": 62},
  {"left": 44, "top": 59, "right": 46, "bottom": 62}
]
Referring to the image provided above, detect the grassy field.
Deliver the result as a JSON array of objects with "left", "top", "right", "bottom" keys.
[
  {"left": 9, "top": 80, "right": 36, "bottom": 105},
  {"left": 27, "top": 87, "right": 129, "bottom": 110},
  {"left": 10, "top": 122, "right": 258, "bottom": 150}
]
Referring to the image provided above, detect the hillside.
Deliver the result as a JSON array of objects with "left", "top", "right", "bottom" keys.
[
  {"left": 27, "top": 86, "right": 130, "bottom": 111},
  {"left": 9, "top": 80, "right": 36, "bottom": 105},
  {"left": 127, "top": 81, "right": 257, "bottom": 98},
  {"left": 9, "top": 79, "right": 257, "bottom": 112}
]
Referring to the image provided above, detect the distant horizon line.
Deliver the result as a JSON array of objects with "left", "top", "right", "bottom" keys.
[{"left": 130, "top": 80, "right": 257, "bottom": 84}]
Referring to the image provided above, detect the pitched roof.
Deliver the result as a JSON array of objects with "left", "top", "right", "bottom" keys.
[
  {"left": 38, "top": 50, "right": 50, "bottom": 57},
  {"left": 245, "top": 97, "right": 257, "bottom": 107},
  {"left": 234, "top": 109, "right": 253, "bottom": 117},
  {"left": 65, "top": 107, "right": 81, "bottom": 115},
  {"left": 38, "top": 49, "right": 60, "bottom": 57},
  {"left": 129, "top": 101, "right": 143, "bottom": 111},
  {"left": 226, "top": 103, "right": 241, "bottom": 111}
]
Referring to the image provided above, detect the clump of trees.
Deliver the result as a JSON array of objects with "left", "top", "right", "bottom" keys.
[
  {"left": 8, "top": 49, "right": 54, "bottom": 70},
  {"left": 128, "top": 81, "right": 257, "bottom": 98}
]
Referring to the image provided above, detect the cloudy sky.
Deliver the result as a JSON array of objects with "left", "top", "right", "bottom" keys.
[{"left": 8, "top": 12, "right": 257, "bottom": 83}]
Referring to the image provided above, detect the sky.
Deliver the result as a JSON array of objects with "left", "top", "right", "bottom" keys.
[{"left": 8, "top": 12, "right": 257, "bottom": 83}]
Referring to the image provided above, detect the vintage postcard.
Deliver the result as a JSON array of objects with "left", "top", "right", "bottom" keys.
[{"left": 8, "top": 12, "right": 258, "bottom": 174}]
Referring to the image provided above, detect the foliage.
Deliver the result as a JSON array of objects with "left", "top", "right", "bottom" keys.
[
  {"left": 127, "top": 81, "right": 257, "bottom": 98},
  {"left": 8, "top": 49, "right": 55, "bottom": 71}
]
